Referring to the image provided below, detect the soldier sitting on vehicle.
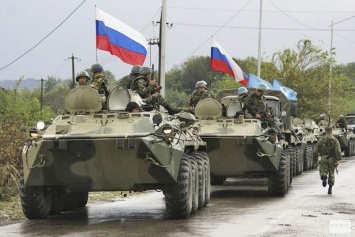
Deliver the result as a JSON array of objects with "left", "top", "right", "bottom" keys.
[
  {"left": 130, "top": 66, "right": 181, "bottom": 115},
  {"left": 315, "top": 113, "right": 326, "bottom": 126},
  {"left": 185, "top": 81, "right": 212, "bottom": 114},
  {"left": 75, "top": 70, "right": 91, "bottom": 86},
  {"left": 90, "top": 63, "right": 110, "bottom": 97},
  {"left": 335, "top": 114, "right": 348, "bottom": 128},
  {"left": 119, "top": 65, "right": 141, "bottom": 89}
]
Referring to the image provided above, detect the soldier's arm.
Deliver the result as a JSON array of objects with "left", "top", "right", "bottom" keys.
[
  {"left": 136, "top": 79, "right": 154, "bottom": 98},
  {"left": 313, "top": 139, "right": 321, "bottom": 159},
  {"left": 245, "top": 95, "right": 257, "bottom": 115}
]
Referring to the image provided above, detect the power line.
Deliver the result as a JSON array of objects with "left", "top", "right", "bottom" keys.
[
  {"left": 168, "top": 6, "right": 355, "bottom": 14},
  {"left": 268, "top": 0, "right": 318, "bottom": 30},
  {"left": 176, "top": 0, "right": 253, "bottom": 67},
  {"left": 0, "top": 0, "right": 87, "bottom": 72},
  {"left": 172, "top": 22, "right": 355, "bottom": 31}
]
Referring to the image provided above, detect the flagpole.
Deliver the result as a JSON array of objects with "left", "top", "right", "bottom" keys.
[
  {"left": 95, "top": 5, "right": 98, "bottom": 62},
  {"left": 257, "top": 0, "right": 263, "bottom": 78}
]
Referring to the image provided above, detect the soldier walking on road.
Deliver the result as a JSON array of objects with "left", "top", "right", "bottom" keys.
[{"left": 313, "top": 127, "right": 342, "bottom": 194}]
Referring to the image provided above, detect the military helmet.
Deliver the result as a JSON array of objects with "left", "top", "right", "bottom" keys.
[
  {"left": 195, "top": 81, "right": 207, "bottom": 89},
  {"left": 131, "top": 65, "right": 142, "bottom": 74},
  {"left": 256, "top": 83, "right": 268, "bottom": 92},
  {"left": 75, "top": 70, "right": 91, "bottom": 82},
  {"left": 237, "top": 87, "right": 248, "bottom": 96},
  {"left": 340, "top": 114, "right": 344, "bottom": 118},
  {"left": 91, "top": 63, "right": 103, "bottom": 72},
  {"left": 139, "top": 66, "right": 153, "bottom": 75},
  {"left": 320, "top": 113, "right": 326, "bottom": 119}
]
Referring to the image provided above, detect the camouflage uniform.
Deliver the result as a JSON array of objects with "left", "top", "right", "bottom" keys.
[
  {"left": 91, "top": 74, "right": 109, "bottom": 94},
  {"left": 119, "top": 74, "right": 138, "bottom": 89},
  {"left": 336, "top": 117, "right": 348, "bottom": 128},
  {"left": 245, "top": 92, "right": 279, "bottom": 132},
  {"left": 313, "top": 134, "right": 341, "bottom": 186},
  {"left": 131, "top": 75, "right": 170, "bottom": 109},
  {"left": 237, "top": 94, "right": 248, "bottom": 112},
  {"left": 188, "top": 90, "right": 211, "bottom": 108}
]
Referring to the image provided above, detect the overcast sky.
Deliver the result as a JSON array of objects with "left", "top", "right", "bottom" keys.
[{"left": 1, "top": 0, "right": 355, "bottom": 81}]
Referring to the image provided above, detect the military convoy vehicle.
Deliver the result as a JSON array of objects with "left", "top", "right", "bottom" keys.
[
  {"left": 20, "top": 85, "right": 209, "bottom": 219},
  {"left": 194, "top": 93, "right": 290, "bottom": 197}
]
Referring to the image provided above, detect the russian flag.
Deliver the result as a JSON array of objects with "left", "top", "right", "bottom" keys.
[
  {"left": 96, "top": 8, "right": 148, "bottom": 65},
  {"left": 210, "top": 38, "right": 248, "bottom": 85}
]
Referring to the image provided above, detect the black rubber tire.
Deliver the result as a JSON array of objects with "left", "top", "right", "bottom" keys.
[
  {"left": 63, "top": 193, "right": 80, "bottom": 211},
  {"left": 20, "top": 168, "right": 52, "bottom": 219},
  {"left": 303, "top": 144, "right": 312, "bottom": 171},
  {"left": 296, "top": 146, "right": 303, "bottom": 175},
  {"left": 191, "top": 156, "right": 199, "bottom": 215},
  {"left": 200, "top": 152, "right": 210, "bottom": 207},
  {"left": 344, "top": 141, "right": 350, "bottom": 157},
  {"left": 268, "top": 149, "right": 290, "bottom": 196},
  {"left": 50, "top": 189, "right": 67, "bottom": 215},
  {"left": 77, "top": 192, "right": 89, "bottom": 208},
  {"left": 164, "top": 154, "right": 193, "bottom": 219},
  {"left": 195, "top": 152, "right": 206, "bottom": 210}
]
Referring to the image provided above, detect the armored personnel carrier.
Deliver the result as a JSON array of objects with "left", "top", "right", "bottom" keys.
[
  {"left": 20, "top": 85, "right": 209, "bottom": 219},
  {"left": 194, "top": 94, "right": 290, "bottom": 197}
]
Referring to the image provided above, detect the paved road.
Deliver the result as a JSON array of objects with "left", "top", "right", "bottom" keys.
[{"left": 1, "top": 157, "right": 354, "bottom": 237}]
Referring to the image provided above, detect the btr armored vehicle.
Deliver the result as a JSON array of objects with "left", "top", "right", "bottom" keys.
[
  {"left": 20, "top": 85, "right": 209, "bottom": 219},
  {"left": 194, "top": 92, "right": 290, "bottom": 196}
]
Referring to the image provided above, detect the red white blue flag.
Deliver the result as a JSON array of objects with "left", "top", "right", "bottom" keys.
[
  {"left": 210, "top": 38, "right": 248, "bottom": 85},
  {"left": 96, "top": 8, "right": 148, "bottom": 65}
]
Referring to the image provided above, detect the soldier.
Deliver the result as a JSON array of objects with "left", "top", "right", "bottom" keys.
[
  {"left": 237, "top": 86, "right": 248, "bottom": 112},
  {"left": 90, "top": 63, "right": 109, "bottom": 96},
  {"left": 119, "top": 65, "right": 141, "bottom": 89},
  {"left": 188, "top": 81, "right": 212, "bottom": 109},
  {"left": 336, "top": 114, "right": 348, "bottom": 128},
  {"left": 245, "top": 83, "right": 281, "bottom": 134},
  {"left": 75, "top": 71, "right": 90, "bottom": 86},
  {"left": 315, "top": 113, "right": 326, "bottom": 126},
  {"left": 125, "top": 101, "right": 140, "bottom": 113},
  {"left": 130, "top": 66, "right": 181, "bottom": 115},
  {"left": 313, "top": 127, "right": 342, "bottom": 194}
]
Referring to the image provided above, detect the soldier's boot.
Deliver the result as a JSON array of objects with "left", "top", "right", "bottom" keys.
[
  {"left": 321, "top": 175, "right": 327, "bottom": 187},
  {"left": 165, "top": 104, "right": 182, "bottom": 115},
  {"left": 328, "top": 185, "right": 332, "bottom": 194}
]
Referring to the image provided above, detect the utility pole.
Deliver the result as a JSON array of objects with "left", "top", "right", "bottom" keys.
[
  {"left": 38, "top": 78, "right": 46, "bottom": 118},
  {"left": 68, "top": 53, "right": 79, "bottom": 89},
  {"left": 257, "top": 0, "right": 263, "bottom": 78},
  {"left": 147, "top": 38, "right": 159, "bottom": 67}
]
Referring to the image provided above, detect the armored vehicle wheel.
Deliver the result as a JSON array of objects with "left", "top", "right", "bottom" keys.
[
  {"left": 164, "top": 154, "right": 193, "bottom": 219},
  {"left": 195, "top": 152, "right": 206, "bottom": 209},
  {"left": 344, "top": 141, "right": 351, "bottom": 157},
  {"left": 201, "top": 152, "right": 210, "bottom": 206},
  {"left": 20, "top": 168, "right": 52, "bottom": 219},
  {"left": 63, "top": 193, "right": 80, "bottom": 211},
  {"left": 268, "top": 149, "right": 290, "bottom": 196},
  {"left": 50, "top": 189, "right": 67, "bottom": 215},
  {"left": 303, "top": 144, "right": 312, "bottom": 171},
  {"left": 296, "top": 146, "right": 303, "bottom": 175},
  {"left": 210, "top": 175, "right": 226, "bottom": 185},
  {"left": 191, "top": 156, "right": 199, "bottom": 214},
  {"left": 77, "top": 192, "right": 89, "bottom": 208}
]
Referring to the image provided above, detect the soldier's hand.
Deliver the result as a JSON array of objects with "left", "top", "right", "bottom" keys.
[
  {"left": 255, "top": 113, "right": 261, "bottom": 119},
  {"left": 334, "top": 160, "right": 339, "bottom": 167}
]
